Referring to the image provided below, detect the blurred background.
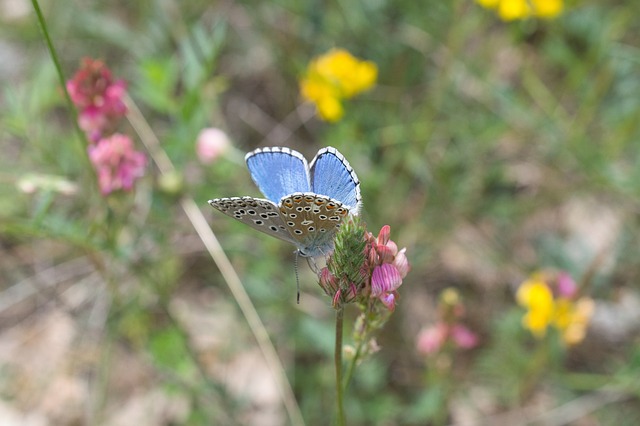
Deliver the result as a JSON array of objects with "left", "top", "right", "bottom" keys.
[{"left": 1, "top": 0, "right": 640, "bottom": 424}]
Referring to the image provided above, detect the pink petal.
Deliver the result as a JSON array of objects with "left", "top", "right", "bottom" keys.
[
  {"left": 371, "top": 264, "right": 402, "bottom": 297},
  {"left": 393, "top": 248, "right": 410, "bottom": 278},
  {"left": 379, "top": 292, "right": 396, "bottom": 311},
  {"left": 375, "top": 245, "right": 396, "bottom": 264},
  {"left": 377, "top": 225, "right": 390, "bottom": 246},
  {"left": 89, "top": 133, "right": 146, "bottom": 195},
  {"left": 416, "top": 324, "right": 447, "bottom": 355},
  {"left": 451, "top": 325, "right": 479, "bottom": 349},
  {"left": 196, "top": 128, "right": 231, "bottom": 164},
  {"left": 557, "top": 271, "right": 577, "bottom": 299}
]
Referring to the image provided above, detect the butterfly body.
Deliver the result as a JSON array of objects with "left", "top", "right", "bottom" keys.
[{"left": 209, "top": 147, "right": 361, "bottom": 257}]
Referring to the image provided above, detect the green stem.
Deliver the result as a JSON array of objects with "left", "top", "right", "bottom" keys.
[
  {"left": 31, "top": 0, "right": 86, "bottom": 147},
  {"left": 519, "top": 340, "right": 551, "bottom": 402},
  {"left": 335, "top": 307, "right": 346, "bottom": 426},
  {"left": 31, "top": 0, "right": 99, "bottom": 199},
  {"left": 343, "top": 342, "right": 362, "bottom": 390},
  {"left": 562, "top": 372, "right": 614, "bottom": 391},
  {"left": 343, "top": 318, "right": 367, "bottom": 389}
]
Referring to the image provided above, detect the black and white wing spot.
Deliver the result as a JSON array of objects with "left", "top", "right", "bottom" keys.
[{"left": 208, "top": 196, "right": 297, "bottom": 245}]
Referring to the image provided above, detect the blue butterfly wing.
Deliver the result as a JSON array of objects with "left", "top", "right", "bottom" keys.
[
  {"left": 310, "top": 147, "right": 362, "bottom": 213},
  {"left": 245, "top": 147, "right": 311, "bottom": 203}
]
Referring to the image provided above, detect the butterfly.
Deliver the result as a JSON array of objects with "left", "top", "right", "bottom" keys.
[{"left": 208, "top": 146, "right": 361, "bottom": 257}]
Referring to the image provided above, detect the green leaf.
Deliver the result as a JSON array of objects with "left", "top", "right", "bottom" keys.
[{"left": 134, "top": 57, "right": 179, "bottom": 114}]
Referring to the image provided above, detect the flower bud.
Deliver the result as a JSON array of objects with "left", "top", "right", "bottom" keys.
[{"left": 196, "top": 128, "right": 231, "bottom": 164}]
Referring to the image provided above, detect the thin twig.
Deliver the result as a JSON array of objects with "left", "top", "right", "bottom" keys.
[{"left": 125, "top": 95, "right": 305, "bottom": 426}]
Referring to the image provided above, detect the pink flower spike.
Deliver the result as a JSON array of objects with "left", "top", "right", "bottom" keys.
[
  {"left": 371, "top": 264, "right": 402, "bottom": 297},
  {"left": 451, "top": 325, "right": 479, "bottom": 349},
  {"left": 89, "top": 134, "right": 147, "bottom": 195},
  {"left": 67, "top": 58, "right": 119, "bottom": 108},
  {"left": 66, "top": 58, "right": 128, "bottom": 141}
]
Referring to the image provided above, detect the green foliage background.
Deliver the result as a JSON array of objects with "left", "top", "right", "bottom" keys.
[{"left": 1, "top": 0, "right": 640, "bottom": 424}]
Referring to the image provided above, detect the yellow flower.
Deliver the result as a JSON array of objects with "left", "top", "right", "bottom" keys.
[
  {"left": 476, "top": 0, "right": 563, "bottom": 21},
  {"left": 476, "top": 0, "right": 500, "bottom": 8},
  {"left": 532, "top": 0, "right": 563, "bottom": 19},
  {"left": 516, "top": 276, "right": 554, "bottom": 337},
  {"left": 555, "top": 297, "right": 595, "bottom": 345},
  {"left": 517, "top": 272, "right": 594, "bottom": 345},
  {"left": 499, "top": 0, "right": 531, "bottom": 21},
  {"left": 316, "top": 96, "right": 344, "bottom": 122},
  {"left": 300, "top": 48, "right": 377, "bottom": 122},
  {"left": 300, "top": 74, "right": 344, "bottom": 122}
]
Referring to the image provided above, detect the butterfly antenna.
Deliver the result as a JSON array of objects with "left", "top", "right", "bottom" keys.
[{"left": 294, "top": 250, "right": 300, "bottom": 304}]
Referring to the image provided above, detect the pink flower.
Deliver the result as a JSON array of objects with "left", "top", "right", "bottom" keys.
[
  {"left": 78, "top": 107, "right": 108, "bottom": 143},
  {"left": 371, "top": 263, "right": 402, "bottom": 297},
  {"left": 416, "top": 324, "right": 447, "bottom": 355},
  {"left": 416, "top": 323, "right": 479, "bottom": 356},
  {"left": 196, "top": 128, "right": 231, "bottom": 164},
  {"left": 379, "top": 292, "right": 397, "bottom": 311},
  {"left": 66, "top": 58, "right": 127, "bottom": 142},
  {"left": 318, "top": 221, "right": 409, "bottom": 311},
  {"left": 66, "top": 58, "right": 126, "bottom": 109},
  {"left": 364, "top": 225, "right": 410, "bottom": 310},
  {"left": 368, "top": 225, "right": 397, "bottom": 264},
  {"left": 416, "top": 288, "right": 479, "bottom": 357},
  {"left": 556, "top": 271, "right": 578, "bottom": 299},
  {"left": 88, "top": 134, "right": 147, "bottom": 195},
  {"left": 451, "top": 325, "right": 479, "bottom": 349}
]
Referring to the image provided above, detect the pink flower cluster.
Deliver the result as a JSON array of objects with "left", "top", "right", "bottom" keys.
[
  {"left": 66, "top": 58, "right": 127, "bottom": 143},
  {"left": 366, "top": 225, "right": 410, "bottom": 311},
  {"left": 318, "top": 224, "right": 409, "bottom": 311},
  {"left": 416, "top": 323, "right": 478, "bottom": 356},
  {"left": 416, "top": 288, "right": 479, "bottom": 356},
  {"left": 67, "top": 58, "right": 146, "bottom": 195},
  {"left": 89, "top": 134, "right": 147, "bottom": 195}
]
